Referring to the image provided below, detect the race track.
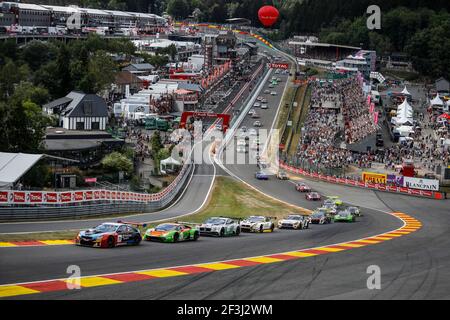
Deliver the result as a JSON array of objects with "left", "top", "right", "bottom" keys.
[{"left": 1, "top": 44, "right": 449, "bottom": 300}]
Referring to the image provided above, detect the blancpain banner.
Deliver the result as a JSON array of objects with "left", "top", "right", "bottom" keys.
[{"left": 403, "top": 177, "right": 439, "bottom": 191}]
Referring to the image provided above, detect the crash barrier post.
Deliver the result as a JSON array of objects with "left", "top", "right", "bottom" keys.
[{"left": 279, "top": 161, "right": 445, "bottom": 200}]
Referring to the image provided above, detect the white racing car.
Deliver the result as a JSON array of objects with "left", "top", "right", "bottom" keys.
[
  {"left": 199, "top": 217, "right": 241, "bottom": 237},
  {"left": 278, "top": 215, "right": 310, "bottom": 230},
  {"left": 240, "top": 216, "right": 275, "bottom": 233}
]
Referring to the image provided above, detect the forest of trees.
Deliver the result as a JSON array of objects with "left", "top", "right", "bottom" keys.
[{"left": 0, "top": 36, "right": 137, "bottom": 153}]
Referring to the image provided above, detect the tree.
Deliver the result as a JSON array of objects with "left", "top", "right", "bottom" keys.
[
  {"left": 0, "top": 60, "right": 29, "bottom": 99},
  {"left": 151, "top": 131, "right": 164, "bottom": 153},
  {"left": 20, "top": 41, "right": 58, "bottom": 72},
  {"left": 167, "top": 0, "right": 189, "bottom": 19},
  {"left": 0, "top": 82, "right": 51, "bottom": 153},
  {"left": 86, "top": 50, "right": 117, "bottom": 93},
  {"left": 101, "top": 152, "right": 134, "bottom": 174}
]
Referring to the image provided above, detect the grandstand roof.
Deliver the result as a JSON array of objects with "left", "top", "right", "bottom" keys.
[{"left": 289, "top": 41, "right": 361, "bottom": 50}]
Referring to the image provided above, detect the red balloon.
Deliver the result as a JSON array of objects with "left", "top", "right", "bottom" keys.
[{"left": 258, "top": 5, "right": 279, "bottom": 28}]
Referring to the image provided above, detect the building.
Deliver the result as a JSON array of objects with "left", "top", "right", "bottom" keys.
[
  {"left": 44, "top": 128, "right": 124, "bottom": 168},
  {"left": 133, "top": 39, "right": 201, "bottom": 62},
  {"left": 122, "top": 63, "right": 155, "bottom": 75},
  {"left": 113, "top": 71, "right": 145, "bottom": 96},
  {"left": 336, "top": 50, "right": 377, "bottom": 79},
  {"left": 43, "top": 91, "right": 108, "bottom": 131},
  {"left": 0, "top": 2, "right": 167, "bottom": 31}
]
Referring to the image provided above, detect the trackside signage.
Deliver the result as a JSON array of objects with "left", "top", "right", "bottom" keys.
[
  {"left": 269, "top": 63, "right": 289, "bottom": 69},
  {"left": 403, "top": 177, "right": 439, "bottom": 191}
]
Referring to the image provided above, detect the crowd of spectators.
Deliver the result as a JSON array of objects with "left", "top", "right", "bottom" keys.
[
  {"left": 340, "top": 78, "right": 378, "bottom": 144},
  {"left": 295, "top": 81, "right": 350, "bottom": 170},
  {"left": 294, "top": 78, "right": 379, "bottom": 171}
]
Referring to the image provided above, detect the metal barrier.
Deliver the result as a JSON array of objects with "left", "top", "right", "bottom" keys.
[
  {"left": 0, "top": 163, "right": 194, "bottom": 221},
  {"left": 279, "top": 161, "right": 445, "bottom": 200}
]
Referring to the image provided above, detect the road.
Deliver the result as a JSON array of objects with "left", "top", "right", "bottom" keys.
[{"left": 1, "top": 42, "right": 449, "bottom": 300}]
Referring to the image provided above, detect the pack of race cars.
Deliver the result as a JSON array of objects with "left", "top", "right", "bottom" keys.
[{"left": 75, "top": 195, "right": 362, "bottom": 248}]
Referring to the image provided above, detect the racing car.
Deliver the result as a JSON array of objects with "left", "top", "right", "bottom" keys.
[
  {"left": 306, "top": 192, "right": 321, "bottom": 201},
  {"left": 199, "top": 217, "right": 241, "bottom": 237},
  {"left": 240, "top": 216, "right": 275, "bottom": 233},
  {"left": 278, "top": 215, "right": 310, "bottom": 230},
  {"left": 321, "top": 202, "right": 337, "bottom": 215},
  {"left": 310, "top": 209, "right": 333, "bottom": 224},
  {"left": 144, "top": 223, "right": 199, "bottom": 242},
  {"left": 276, "top": 170, "right": 289, "bottom": 180},
  {"left": 347, "top": 206, "right": 362, "bottom": 217},
  {"left": 295, "top": 182, "right": 311, "bottom": 193},
  {"left": 326, "top": 196, "right": 343, "bottom": 206},
  {"left": 334, "top": 210, "right": 356, "bottom": 223},
  {"left": 255, "top": 171, "right": 269, "bottom": 180},
  {"left": 75, "top": 221, "right": 144, "bottom": 248}
]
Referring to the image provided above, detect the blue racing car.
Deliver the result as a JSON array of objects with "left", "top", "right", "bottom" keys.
[{"left": 255, "top": 171, "right": 269, "bottom": 180}]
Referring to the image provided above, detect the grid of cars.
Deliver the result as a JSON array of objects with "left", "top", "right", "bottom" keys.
[{"left": 75, "top": 194, "right": 362, "bottom": 248}]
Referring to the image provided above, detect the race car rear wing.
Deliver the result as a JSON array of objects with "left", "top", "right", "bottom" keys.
[
  {"left": 218, "top": 216, "right": 243, "bottom": 222},
  {"left": 175, "top": 221, "right": 202, "bottom": 227},
  {"left": 117, "top": 220, "right": 148, "bottom": 228}
]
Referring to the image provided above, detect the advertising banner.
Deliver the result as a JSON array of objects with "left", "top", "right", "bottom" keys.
[
  {"left": 269, "top": 63, "right": 289, "bottom": 70},
  {"left": 403, "top": 177, "right": 440, "bottom": 191},
  {"left": 362, "top": 172, "right": 387, "bottom": 184}
]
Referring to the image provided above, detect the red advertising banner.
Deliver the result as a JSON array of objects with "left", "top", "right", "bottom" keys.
[
  {"left": 13, "top": 192, "right": 26, "bottom": 203},
  {"left": 74, "top": 192, "right": 84, "bottom": 202},
  {"left": 0, "top": 191, "right": 8, "bottom": 203},
  {"left": 29, "top": 192, "right": 43, "bottom": 203},
  {"left": 45, "top": 192, "right": 58, "bottom": 203},
  {"left": 269, "top": 63, "right": 289, "bottom": 69},
  {"left": 85, "top": 191, "right": 93, "bottom": 201},
  {"left": 60, "top": 192, "right": 72, "bottom": 203}
]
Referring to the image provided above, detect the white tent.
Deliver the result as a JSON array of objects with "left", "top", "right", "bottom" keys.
[
  {"left": 395, "top": 125, "right": 414, "bottom": 137},
  {"left": 430, "top": 94, "right": 444, "bottom": 106},
  {"left": 393, "top": 116, "right": 413, "bottom": 126},
  {"left": 160, "top": 156, "right": 182, "bottom": 174},
  {"left": 401, "top": 86, "right": 411, "bottom": 96},
  {"left": 0, "top": 152, "right": 44, "bottom": 188},
  {"left": 397, "top": 99, "right": 412, "bottom": 110}
]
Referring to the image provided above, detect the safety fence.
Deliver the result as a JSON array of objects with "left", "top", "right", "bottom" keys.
[
  {"left": 279, "top": 161, "right": 445, "bottom": 200},
  {"left": 0, "top": 162, "right": 194, "bottom": 220}
]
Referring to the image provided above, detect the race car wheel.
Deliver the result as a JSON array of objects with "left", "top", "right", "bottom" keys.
[
  {"left": 132, "top": 235, "right": 141, "bottom": 245},
  {"left": 259, "top": 225, "right": 264, "bottom": 233},
  {"left": 270, "top": 224, "right": 274, "bottom": 232},
  {"left": 107, "top": 236, "right": 115, "bottom": 248},
  {"left": 193, "top": 231, "right": 199, "bottom": 241},
  {"left": 220, "top": 228, "right": 225, "bottom": 237},
  {"left": 173, "top": 232, "right": 179, "bottom": 242},
  {"left": 235, "top": 227, "right": 241, "bottom": 236}
]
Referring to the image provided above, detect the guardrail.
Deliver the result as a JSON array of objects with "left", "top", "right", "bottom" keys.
[
  {"left": 279, "top": 161, "right": 445, "bottom": 200},
  {"left": 0, "top": 162, "right": 194, "bottom": 221}
]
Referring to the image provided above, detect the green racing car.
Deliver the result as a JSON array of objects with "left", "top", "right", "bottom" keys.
[
  {"left": 334, "top": 210, "right": 356, "bottom": 223},
  {"left": 144, "top": 223, "right": 200, "bottom": 242}
]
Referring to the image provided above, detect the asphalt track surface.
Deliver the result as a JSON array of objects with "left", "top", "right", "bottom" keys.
[{"left": 1, "top": 45, "right": 450, "bottom": 299}]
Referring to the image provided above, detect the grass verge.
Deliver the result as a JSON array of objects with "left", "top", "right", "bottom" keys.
[{"left": 0, "top": 177, "right": 309, "bottom": 242}]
